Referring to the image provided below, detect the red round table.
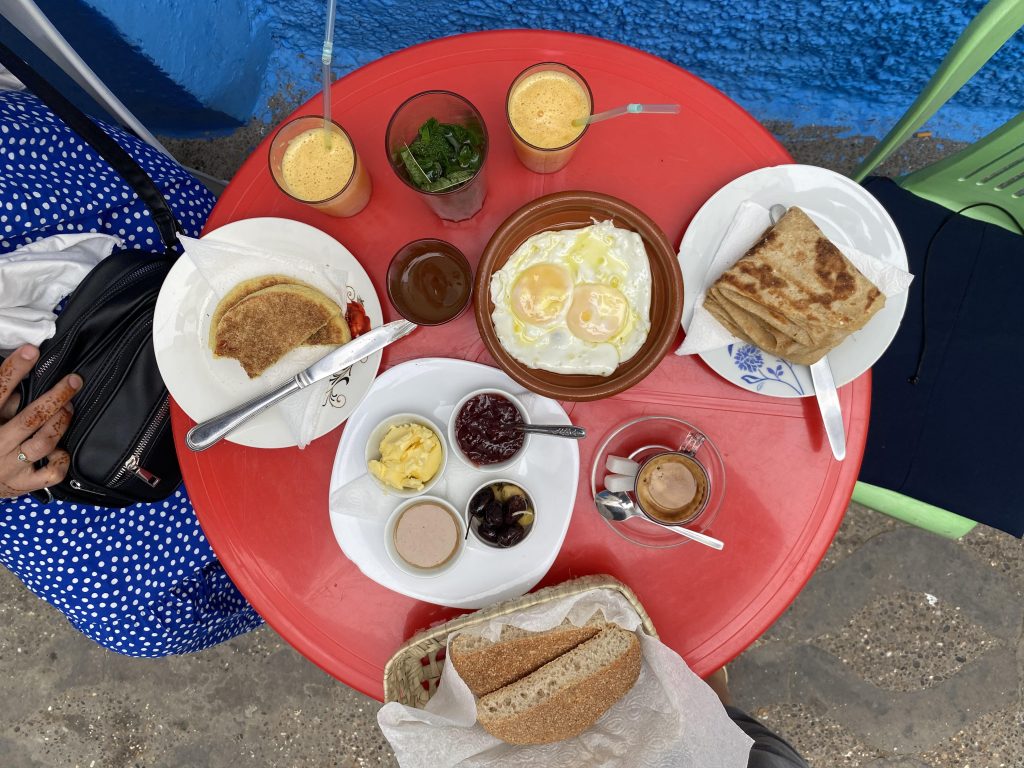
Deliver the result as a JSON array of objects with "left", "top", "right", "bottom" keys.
[{"left": 172, "top": 30, "right": 868, "bottom": 700}]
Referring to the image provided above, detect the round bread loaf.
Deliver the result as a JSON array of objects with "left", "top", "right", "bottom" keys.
[
  {"left": 451, "top": 622, "right": 604, "bottom": 697},
  {"left": 476, "top": 626, "right": 641, "bottom": 745}
]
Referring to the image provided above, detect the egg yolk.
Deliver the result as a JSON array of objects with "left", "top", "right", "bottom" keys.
[
  {"left": 510, "top": 264, "right": 574, "bottom": 326},
  {"left": 566, "top": 284, "right": 629, "bottom": 342}
]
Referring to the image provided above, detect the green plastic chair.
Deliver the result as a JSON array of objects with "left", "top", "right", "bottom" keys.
[{"left": 850, "top": 0, "right": 1024, "bottom": 538}]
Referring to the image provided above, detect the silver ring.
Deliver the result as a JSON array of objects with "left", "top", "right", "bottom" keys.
[{"left": 16, "top": 448, "right": 29, "bottom": 463}]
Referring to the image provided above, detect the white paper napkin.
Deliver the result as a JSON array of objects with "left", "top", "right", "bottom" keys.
[
  {"left": 376, "top": 587, "right": 753, "bottom": 768},
  {"left": 179, "top": 234, "right": 349, "bottom": 449},
  {"left": 676, "top": 201, "right": 914, "bottom": 356},
  {"left": 0, "top": 232, "right": 121, "bottom": 353}
]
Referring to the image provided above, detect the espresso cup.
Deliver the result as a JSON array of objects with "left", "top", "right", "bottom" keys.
[{"left": 633, "top": 451, "right": 710, "bottom": 525}]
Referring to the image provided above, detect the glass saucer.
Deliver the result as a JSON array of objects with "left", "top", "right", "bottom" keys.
[{"left": 590, "top": 415, "right": 726, "bottom": 549}]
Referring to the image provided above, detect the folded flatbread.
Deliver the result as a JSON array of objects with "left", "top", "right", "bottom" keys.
[
  {"left": 212, "top": 284, "right": 344, "bottom": 378},
  {"left": 208, "top": 274, "right": 351, "bottom": 350},
  {"left": 704, "top": 207, "right": 885, "bottom": 365}
]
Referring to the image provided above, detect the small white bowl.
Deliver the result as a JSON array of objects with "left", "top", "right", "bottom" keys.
[
  {"left": 385, "top": 496, "right": 465, "bottom": 578},
  {"left": 365, "top": 412, "right": 447, "bottom": 498},
  {"left": 465, "top": 478, "right": 537, "bottom": 549},
  {"left": 447, "top": 388, "right": 531, "bottom": 473}
]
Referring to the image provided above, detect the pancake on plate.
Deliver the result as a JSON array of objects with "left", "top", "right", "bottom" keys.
[
  {"left": 208, "top": 274, "right": 351, "bottom": 350},
  {"left": 211, "top": 283, "right": 344, "bottom": 378},
  {"left": 704, "top": 207, "right": 885, "bottom": 366}
]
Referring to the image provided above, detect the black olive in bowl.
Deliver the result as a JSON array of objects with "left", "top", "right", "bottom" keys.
[{"left": 465, "top": 481, "right": 535, "bottom": 549}]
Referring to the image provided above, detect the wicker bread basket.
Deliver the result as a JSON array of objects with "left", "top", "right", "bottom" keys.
[{"left": 383, "top": 574, "right": 657, "bottom": 707}]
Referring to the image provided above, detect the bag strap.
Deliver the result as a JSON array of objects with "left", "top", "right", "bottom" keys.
[{"left": 0, "top": 36, "right": 181, "bottom": 255}]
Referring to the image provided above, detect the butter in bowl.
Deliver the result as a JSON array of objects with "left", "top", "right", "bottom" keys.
[{"left": 365, "top": 413, "right": 447, "bottom": 497}]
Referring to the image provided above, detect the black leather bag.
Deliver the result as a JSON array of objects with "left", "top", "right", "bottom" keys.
[{"left": 0, "top": 37, "right": 183, "bottom": 507}]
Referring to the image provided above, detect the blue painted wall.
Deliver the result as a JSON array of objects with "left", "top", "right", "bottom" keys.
[
  {"left": 41, "top": 0, "right": 1024, "bottom": 139},
  {"left": 24, "top": 0, "right": 270, "bottom": 132}
]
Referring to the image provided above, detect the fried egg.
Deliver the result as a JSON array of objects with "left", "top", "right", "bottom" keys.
[{"left": 490, "top": 220, "right": 651, "bottom": 376}]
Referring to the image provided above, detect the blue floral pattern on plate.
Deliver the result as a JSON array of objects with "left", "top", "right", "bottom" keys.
[{"left": 727, "top": 344, "right": 805, "bottom": 395}]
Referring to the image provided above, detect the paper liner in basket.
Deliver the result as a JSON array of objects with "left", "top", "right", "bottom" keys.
[
  {"left": 179, "top": 234, "right": 349, "bottom": 448},
  {"left": 377, "top": 588, "right": 753, "bottom": 768}
]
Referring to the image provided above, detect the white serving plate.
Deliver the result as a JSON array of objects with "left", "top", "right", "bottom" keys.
[
  {"left": 679, "top": 164, "right": 909, "bottom": 397},
  {"left": 153, "top": 217, "right": 383, "bottom": 447},
  {"left": 328, "top": 358, "right": 580, "bottom": 609}
]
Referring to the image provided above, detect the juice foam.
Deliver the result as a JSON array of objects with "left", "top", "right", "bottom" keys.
[
  {"left": 508, "top": 70, "right": 590, "bottom": 149},
  {"left": 281, "top": 127, "right": 355, "bottom": 201}
]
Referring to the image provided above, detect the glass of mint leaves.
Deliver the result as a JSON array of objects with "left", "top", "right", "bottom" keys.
[{"left": 386, "top": 91, "right": 488, "bottom": 221}]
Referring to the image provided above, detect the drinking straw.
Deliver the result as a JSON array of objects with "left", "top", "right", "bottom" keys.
[
  {"left": 573, "top": 103, "right": 681, "bottom": 127},
  {"left": 321, "top": 0, "right": 337, "bottom": 141}
]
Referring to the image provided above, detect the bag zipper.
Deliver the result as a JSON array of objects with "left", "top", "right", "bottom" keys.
[
  {"left": 108, "top": 398, "right": 169, "bottom": 489},
  {"left": 65, "top": 397, "right": 168, "bottom": 498},
  {"left": 34, "top": 260, "right": 166, "bottom": 388},
  {"left": 62, "top": 319, "right": 152, "bottom": 451},
  {"left": 68, "top": 479, "right": 107, "bottom": 495}
]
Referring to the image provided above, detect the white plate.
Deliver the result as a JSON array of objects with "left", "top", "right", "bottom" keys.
[
  {"left": 328, "top": 358, "right": 579, "bottom": 609},
  {"left": 679, "top": 165, "right": 908, "bottom": 397},
  {"left": 153, "top": 217, "right": 383, "bottom": 447}
]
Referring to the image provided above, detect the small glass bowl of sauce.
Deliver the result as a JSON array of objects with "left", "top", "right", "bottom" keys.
[
  {"left": 387, "top": 239, "right": 473, "bottom": 325},
  {"left": 448, "top": 388, "right": 530, "bottom": 472}
]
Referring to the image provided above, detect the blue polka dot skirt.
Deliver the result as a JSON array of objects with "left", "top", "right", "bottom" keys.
[{"left": 0, "top": 91, "right": 263, "bottom": 655}]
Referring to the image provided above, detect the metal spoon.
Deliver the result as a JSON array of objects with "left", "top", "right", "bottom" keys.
[
  {"left": 594, "top": 490, "right": 725, "bottom": 550},
  {"left": 515, "top": 423, "right": 586, "bottom": 439}
]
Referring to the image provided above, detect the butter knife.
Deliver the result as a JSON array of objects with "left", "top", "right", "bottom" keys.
[
  {"left": 186, "top": 319, "right": 417, "bottom": 452},
  {"left": 810, "top": 356, "right": 846, "bottom": 461},
  {"left": 767, "top": 204, "right": 846, "bottom": 461}
]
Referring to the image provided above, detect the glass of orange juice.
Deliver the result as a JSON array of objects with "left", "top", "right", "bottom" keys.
[
  {"left": 268, "top": 116, "right": 371, "bottom": 217},
  {"left": 506, "top": 62, "right": 593, "bottom": 174}
]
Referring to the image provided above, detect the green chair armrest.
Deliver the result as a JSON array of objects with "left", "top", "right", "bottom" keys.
[{"left": 852, "top": 482, "right": 978, "bottom": 539}]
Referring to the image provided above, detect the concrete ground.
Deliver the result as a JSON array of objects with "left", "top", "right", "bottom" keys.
[{"left": 2, "top": 122, "right": 1021, "bottom": 768}]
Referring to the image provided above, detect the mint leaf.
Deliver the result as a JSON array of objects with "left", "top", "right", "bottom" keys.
[
  {"left": 397, "top": 116, "right": 484, "bottom": 193},
  {"left": 399, "top": 146, "right": 431, "bottom": 189}
]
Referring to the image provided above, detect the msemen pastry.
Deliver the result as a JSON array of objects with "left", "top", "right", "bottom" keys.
[
  {"left": 208, "top": 274, "right": 350, "bottom": 349},
  {"left": 212, "top": 283, "right": 343, "bottom": 377},
  {"left": 704, "top": 207, "right": 885, "bottom": 366}
]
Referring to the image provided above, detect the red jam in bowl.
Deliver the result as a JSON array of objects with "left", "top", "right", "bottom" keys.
[{"left": 454, "top": 393, "right": 525, "bottom": 465}]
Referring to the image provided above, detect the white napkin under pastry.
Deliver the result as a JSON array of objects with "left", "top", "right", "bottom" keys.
[
  {"left": 0, "top": 232, "right": 121, "bottom": 354},
  {"left": 377, "top": 587, "right": 753, "bottom": 768},
  {"left": 179, "top": 234, "right": 350, "bottom": 449},
  {"left": 676, "top": 201, "right": 914, "bottom": 357}
]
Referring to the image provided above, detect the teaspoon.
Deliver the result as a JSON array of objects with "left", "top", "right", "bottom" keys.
[
  {"left": 594, "top": 490, "right": 724, "bottom": 550},
  {"left": 515, "top": 423, "right": 586, "bottom": 439}
]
